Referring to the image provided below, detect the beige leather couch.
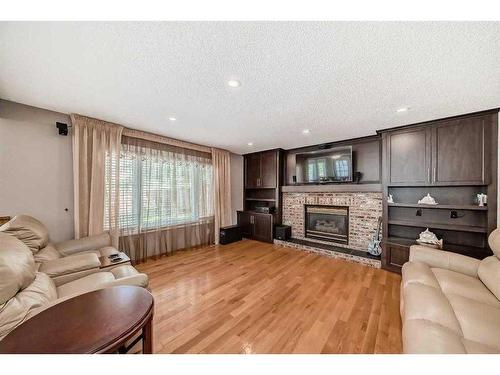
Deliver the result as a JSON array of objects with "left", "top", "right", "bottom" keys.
[
  {"left": 0, "top": 233, "right": 148, "bottom": 341},
  {"left": 0, "top": 215, "right": 121, "bottom": 285},
  {"left": 401, "top": 228, "right": 500, "bottom": 353}
]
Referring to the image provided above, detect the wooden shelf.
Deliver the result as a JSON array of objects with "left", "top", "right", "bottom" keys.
[
  {"left": 388, "top": 219, "right": 487, "bottom": 233},
  {"left": 384, "top": 236, "right": 491, "bottom": 258},
  {"left": 281, "top": 183, "right": 382, "bottom": 193},
  {"left": 388, "top": 203, "right": 487, "bottom": 211},
  {"left": 245, "top": 198, "right": 276, "bottom": 202}
]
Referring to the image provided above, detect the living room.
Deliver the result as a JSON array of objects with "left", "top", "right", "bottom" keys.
[{"left": 1, "top": 1, "right": 500, "bottom": 372}]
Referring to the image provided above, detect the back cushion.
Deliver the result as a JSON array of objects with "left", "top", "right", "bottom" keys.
[
  {"left": 488, "top": 228, "right": 500, "bottom": 259},
  {"left": 478, "top": 256, "right": 500, "bottom": 301},
  {"left": 0, "top": 272, "right": 57, "bottom": 341},
  {"left": 0, "top": 215, "right": 49, "bottom": 254},
  {"left": 0, "top": 233, "right": 36, "bottom": 304}
]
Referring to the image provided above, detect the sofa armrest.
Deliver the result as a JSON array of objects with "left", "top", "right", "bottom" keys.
[
  {"left": 409, "top": 245, "right": 480, "bottom": 278},
  {"left": 55, "top": 232, "right": 111, "bottom": 256},
  {"left": 102, "top": 274, "right": 149, "bottom": 289}
]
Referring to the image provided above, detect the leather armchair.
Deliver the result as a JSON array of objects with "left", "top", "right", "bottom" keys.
[
  {"left": 0, "top": 233, "right": 149, "bottom": 341},
  {"left": 401, "top": 228, "right": 500, "bottom": 353},
  {"left": 0, "top": 215, "right": 121, "bottom": 284}
]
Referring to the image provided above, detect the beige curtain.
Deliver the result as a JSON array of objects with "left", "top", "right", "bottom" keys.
[
  {"left": 118, "top": 136, "right": 214, "bottom": 263},
  {"left": 70, "top": 114, "right": 123, "bottom": 244},
  {"left": 212, "top": 148, "right": 232, "bottom": 244}
]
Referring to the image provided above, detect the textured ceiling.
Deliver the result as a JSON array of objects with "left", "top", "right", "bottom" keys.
[{"left": 1, "top": 22, "right": 499, "bottom": 154}]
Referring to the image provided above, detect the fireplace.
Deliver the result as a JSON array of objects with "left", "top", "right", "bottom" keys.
[{"left": 304, "top": 205, "right": 349, "bottom": 245}]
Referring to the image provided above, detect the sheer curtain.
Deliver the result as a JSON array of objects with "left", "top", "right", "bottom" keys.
[
  {"left": 71, "top": 114, "right": 123, "bottom": 245},
  {"left": 113, "top": 136, "right": 214, "bottom": 263}
]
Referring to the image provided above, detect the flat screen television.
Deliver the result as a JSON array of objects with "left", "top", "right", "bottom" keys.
[{"left": 295, "top": 146, "right": 353, "bottom": 183}]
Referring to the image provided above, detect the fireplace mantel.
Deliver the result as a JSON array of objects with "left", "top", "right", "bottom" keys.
[{"left": 281, "top": 183, "right": 382, "bottom": 193}]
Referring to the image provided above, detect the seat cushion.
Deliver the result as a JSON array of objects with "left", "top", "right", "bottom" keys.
[
  {"left": 0, "top": 272, "right": 57, "bottom": 341},
  {"left": 34, "top": 244, "right": 62, "bottom": 263},
  {"left": 0, "top": 233, "right": 36, "bottom": 304},
  {"left": 432, "top": 267, "right": 500, "bottom": 308},
  {"left": 56, "top": 272, "right": 115, "bottom": 298},
  {"left": 0, "top": 215, "right": 49, "bottom": 254},
  {"left": 38, "top": 253, "right": 100, "bottom": 277}
]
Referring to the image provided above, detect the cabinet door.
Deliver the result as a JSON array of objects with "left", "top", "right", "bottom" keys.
[
  {"left": 260, "top": 150, "right": 277, "bottom": 188},
  {"left": 252, "top": 214, "right": 273, "bottom": 243},
  {"left": 432, "top": 116, "right": 489, "bottom": 185},
  {"left": 387, "top": 128, "right": 431, "bottom": 185},
  {"left": 245, "top": 153, "right": 261, "bottom": 188},
  {"left": 237, "top": 212, "right": 252, "bottom": 238},
  {"left": 382, "top": 243, "right": 409, "bottom": 274}
]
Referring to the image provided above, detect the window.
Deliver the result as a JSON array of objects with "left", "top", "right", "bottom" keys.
[
  {"left": 104, "top": 143, "right": 213, "bottom": 232},
  {"left": 334, "top": 159, "right": 349, "bottom": 178}
]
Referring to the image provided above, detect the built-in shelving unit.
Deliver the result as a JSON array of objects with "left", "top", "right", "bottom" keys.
[{"left": 379, "top": 109, "right": 498, "bottom": 273}]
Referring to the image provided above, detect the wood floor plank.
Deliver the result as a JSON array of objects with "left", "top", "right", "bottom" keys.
[{"left": 136, "top": 239, "right": 402, "bottom": 354}]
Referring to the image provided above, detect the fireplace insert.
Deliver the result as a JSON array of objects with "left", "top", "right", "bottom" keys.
[{"left": 304, "top": 205, "right": 349, "bottom": 245}]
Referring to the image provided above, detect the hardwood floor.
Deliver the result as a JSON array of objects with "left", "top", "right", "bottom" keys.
[{"left": 136, "top": 239, "right": 402, "bottom": 354}]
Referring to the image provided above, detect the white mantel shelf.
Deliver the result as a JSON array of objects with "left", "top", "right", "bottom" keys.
[{"left": 281, "top": 184, "right": 382, "bottom": 193}]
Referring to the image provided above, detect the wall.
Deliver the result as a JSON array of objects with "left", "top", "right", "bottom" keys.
[
  {"left": 0, "top": 100, "right": 74, "bottom": 242},
  {"left": 230, "top": 153, "right": 244, "bottom": 224}
]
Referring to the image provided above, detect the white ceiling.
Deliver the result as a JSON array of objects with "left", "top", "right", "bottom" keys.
[{"left": 1, "top": 22, "right": 499, "bottom": 154}]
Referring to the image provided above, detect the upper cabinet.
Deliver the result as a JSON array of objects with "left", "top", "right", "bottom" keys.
[
  {"left": 432, "top": 116, "right": 490, "bottom": 185},
  {"left": 244, "top": 150, "right": 279, "bottom": 188},
  {"left": 386, "top": 128, "right": 431, "bottom": 185},
  {"left": 383, "top": 113, "right": 493, "bottom": 186}
]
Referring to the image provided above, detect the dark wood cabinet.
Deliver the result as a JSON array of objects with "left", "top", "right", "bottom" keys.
[
  {"left": 381, "top": 241, "right": 410, "bottom": 274},
  {"left": 244, "top": 150, "right": 278, "bottom": 188},
  {"left": 432, "top": 116, "right": 490, "bottom": 185},
  {"left": 237, "top": 211, "right": 274, "bottom": 243},
  {"left": 386, "top": 128, "right": 431, "bottom": 185},
  {"left": 240, "top": 149, "right": 283, "bottom": 244},
  {"left": 245, "top": 153, "right": 261, "bottom": 188},
  {"left": 384, "top": 113, "right": 491, "bottom": 187}
]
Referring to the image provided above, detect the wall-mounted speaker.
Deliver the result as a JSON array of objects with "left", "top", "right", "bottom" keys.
[{"left": 56, "top": 122, "right": 69, "bottom": 136}]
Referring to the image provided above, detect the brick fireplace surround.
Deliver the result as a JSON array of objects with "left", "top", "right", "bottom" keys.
[{"left": 277, "top": 192, "right": 383, "bottom": 267}]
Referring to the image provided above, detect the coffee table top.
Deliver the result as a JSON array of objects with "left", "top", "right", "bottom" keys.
[
  {"left": 99, "top": 252, "right": 131, "bottom": 268},
  {"left": 0, "top": 286, "right": 153, "bottom": 354}
]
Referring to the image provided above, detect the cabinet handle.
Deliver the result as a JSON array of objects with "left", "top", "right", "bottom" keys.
[
  {"left": 433, "top": 167, "right": 436, "bottom": 182},
  {"left": 257, "top": 178, "right": 261, "bottom": 187},
  {"left": 428, "top": 167, "right": 430, "bottom": 181}
]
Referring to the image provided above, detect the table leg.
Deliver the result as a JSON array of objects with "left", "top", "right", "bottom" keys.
[{"left": 142, "top": 316, "right": 153, "bottom": 354}]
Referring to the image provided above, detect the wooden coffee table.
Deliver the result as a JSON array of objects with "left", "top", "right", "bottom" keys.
[
  {"left": 0, "top": 286, "right": 154, "bottom": 354},
  {"left": 99, "top": 252, "right": 131, "bottom": 269}
]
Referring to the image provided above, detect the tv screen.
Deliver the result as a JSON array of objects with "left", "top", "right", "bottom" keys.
[{"left": 295, "top": 146, "right": 353, "bottom": 183}]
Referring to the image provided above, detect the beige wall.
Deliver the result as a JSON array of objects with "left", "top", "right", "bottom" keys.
[
  {"left": 230, "top": 153, "right": 244, "bottom": 224},
  {"left": 0, "top": 100, "right": 74, "bottom": 242}
]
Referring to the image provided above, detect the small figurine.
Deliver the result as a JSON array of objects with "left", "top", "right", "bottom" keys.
[
  {"left": 387, "top": 194, "right": 394, "bottom": 204},
  {"left": 416, "top": 228, "right": 443, "bottom": 249},
  {"left": 418, "top": 193, "right": 438, "bottom": 205},
  {"left": 477, "top": 193, "right": 487, "bottom": 207}
]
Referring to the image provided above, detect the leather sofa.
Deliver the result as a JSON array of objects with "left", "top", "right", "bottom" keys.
[
  {"left": 0, "top": 215, "right": 121, "bottom": 285},
  {"left": 401, "top": 228, "right": 500, "bottom": 353},
  {"left": 0, "top": 233, "right": 149, "bottom": 341}
]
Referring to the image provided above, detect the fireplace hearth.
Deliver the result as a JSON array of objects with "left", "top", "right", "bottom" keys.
[{"left": 304, "top": 205, "right": 349, "bottom": 245}]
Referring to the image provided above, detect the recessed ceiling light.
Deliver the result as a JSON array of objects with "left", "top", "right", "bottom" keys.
[
  {"left": 302, "top": 129, "right": 311, "bottom": 135},
  {"left": 247, "top": 142, "right": 253, "bottom": 146},
  {"left": 168, "top": 116, "right": 177, "bottom": 121},
  {"left": 227, "top": 79, "right": 241, "bottom": 88},
  {"left": 396, "top": 107, "right": 410, "bottom": 113}
]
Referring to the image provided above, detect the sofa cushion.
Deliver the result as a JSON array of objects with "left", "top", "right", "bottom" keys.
[
  {"left": 0, "top": 233, "right": 36, "bottom": 304},
  {"left": 402, "top": 319, "right": 466, "bottom": 354},
  {"left": 478, "top": 256, "right": 500, "bottom": 301},
  {"left": 432, "top": 267, "right": 500, "bottom": 308},
  {"left": 402, "top": 282, "right": 462, "bottom": 334},
  {"left": 447, "top": 293, "right": 500, "bottom": 351},
  {"left": 0, "top": 215, "right": 49, "bottom": 254},
  {"left": 488, "top": 228, "right": 500, "bottom": 258},
  {"left": 38, "top": 253, "right": 101, "bottom": 277},
  {"left": 56, "top": 272, "right": 115, "bottom": 298},
  {"left": 34, "top": 244, "right": 62, "bottom": 263},
  {"left": 0, "top": 272, "right": 57, "bottom": 341}
]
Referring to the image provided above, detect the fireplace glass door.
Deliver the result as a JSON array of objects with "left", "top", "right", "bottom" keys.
[{"left": 304, "top": 205, "right": 349, "bottom": 244}]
